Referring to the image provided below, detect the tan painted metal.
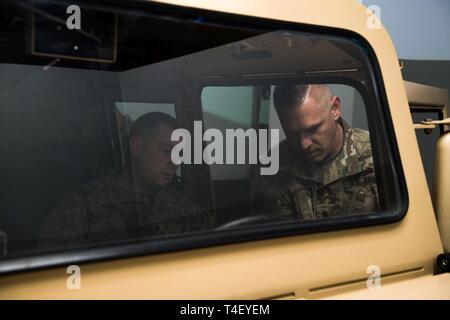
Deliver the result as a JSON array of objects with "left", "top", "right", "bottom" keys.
[
  {"left": 0, "top": 0, "right": 447, "bottom": 299},
  {"left": 413, "top": 119, "right": 450, "bottom": 130},
  {"left": 435, "top": 133, "right": 450, "bottom": 252},
  {"left": 422, "top": 118, "right": 450, "bottom": 125},
  {"left": 404, "top": 80, "right": 450, "bottom": 253},
  {"left": 413, "top": 124, "right": 436, "bottom": 130},
  {"left": 323, "top": 273, "right": 450, "bottom": 300},
  {"left": 405, "top": 80, "right": 450, "bottom": 131}
]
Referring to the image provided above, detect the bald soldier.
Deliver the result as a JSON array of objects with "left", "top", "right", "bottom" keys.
[
  {"left": 253, "top": 85, "right": 379, "bottom": 220},
  {"left": 40, "top": 112, "right": 214, "bottom": 249}
]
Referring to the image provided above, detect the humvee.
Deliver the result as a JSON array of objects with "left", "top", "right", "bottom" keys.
[{"left": 0, "top": 0, "right": 449, "bottom": 299}]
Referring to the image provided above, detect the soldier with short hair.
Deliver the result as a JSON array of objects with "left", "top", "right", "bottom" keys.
[
  {"left": 253, "top": 84, "right": 379, "bottom": 220},
  {"left": 40, "top": 112, "right": 214, "bottom": 249}
]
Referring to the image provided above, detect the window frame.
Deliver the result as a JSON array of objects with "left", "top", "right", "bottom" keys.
[{"left": 0, "top": 0, "right": 408, "bottom": 275}]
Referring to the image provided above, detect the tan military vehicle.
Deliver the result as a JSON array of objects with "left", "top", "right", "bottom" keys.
[{"left": 0, "top": 0, "right": 449, "bottom": 299}]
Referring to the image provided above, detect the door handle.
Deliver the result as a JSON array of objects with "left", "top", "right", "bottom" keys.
[{"left": 421, "top": 118, "right": 450, "bottom": 125}]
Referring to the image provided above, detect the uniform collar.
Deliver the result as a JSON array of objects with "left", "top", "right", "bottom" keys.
[{"left": 289, "top": 119, "right": 367, "bottom": 186}]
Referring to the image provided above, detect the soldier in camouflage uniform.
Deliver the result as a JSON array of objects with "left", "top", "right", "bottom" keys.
[
  {"left": 40, "top": 112, "right": 214, "bottom": 249},
  {"left": 253, "top": 84, "right": 378, "bottom": 220}
]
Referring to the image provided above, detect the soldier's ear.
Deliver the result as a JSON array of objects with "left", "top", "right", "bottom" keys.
[
  {"left": 129, "top": 137, "right": 143, "bottom": 156},
  {"left": 330, "top": 96, "right": 341, "bottom": 120}
]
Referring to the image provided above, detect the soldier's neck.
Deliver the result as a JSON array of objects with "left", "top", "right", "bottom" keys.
[{"left": 317, "top": 123, "right": 344, "bottom": 167}]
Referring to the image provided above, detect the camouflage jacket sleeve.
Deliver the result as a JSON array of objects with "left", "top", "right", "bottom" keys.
[
  {"left": 38, "top": 191, "right": 90, "bottom": 250},
  {"left": 153, "top": 189, "right": 216, "bottom": 235}
]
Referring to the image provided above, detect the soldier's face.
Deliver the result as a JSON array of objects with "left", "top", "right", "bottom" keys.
[
  {"left": 132, "top": 123, "right": 178, "bottom": 188},
  {"left": 279, "top": 95, "right": 342, "bottom": 164}
]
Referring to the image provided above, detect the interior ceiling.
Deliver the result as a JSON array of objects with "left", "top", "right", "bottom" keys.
[
  {"left": 122, "top": 30, "right": 365, "bottom": 80},
  {"left": 1, "top": 1, "right": 366, "bottom": 82}
]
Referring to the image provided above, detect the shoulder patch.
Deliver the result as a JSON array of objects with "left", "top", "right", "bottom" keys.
[
  {"left": 358, "top": 148, "right": 373, "bottom": 161},
  {"left": 350, "top": 128, "right": 370, "bottom": 144}
]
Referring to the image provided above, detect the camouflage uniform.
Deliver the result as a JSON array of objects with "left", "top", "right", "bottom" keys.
[
  {"left": 39, "top": 175, "right": 214, "bottom": 249},
  {"left": 253, "top": 120, "right": 379, "bottom": 220}
]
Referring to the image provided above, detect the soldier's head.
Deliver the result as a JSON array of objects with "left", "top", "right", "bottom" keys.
[
  {"left": 273, "top": 84, "right": 343, "bottom": 164},
  {"left": 128, "top": 112, "right": 179, "bottom": 189}
]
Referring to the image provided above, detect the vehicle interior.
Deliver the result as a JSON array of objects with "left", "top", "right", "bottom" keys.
[{"left": 0, "top": 0, "right": 403, "bottom": 259}]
